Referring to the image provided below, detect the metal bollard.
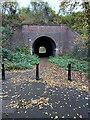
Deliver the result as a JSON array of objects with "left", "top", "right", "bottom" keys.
[
  {"left": 68, "top": 64, "right": 72, "bottom": 81},
  {"left": 2, "top": 64, "right": 5, "bottom": 80},
  {"left": 36, "top": 64, "right": 39, "bottom": 80}
]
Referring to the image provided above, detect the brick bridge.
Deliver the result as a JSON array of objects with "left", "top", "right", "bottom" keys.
[{"left": 10, "top": 25, "right": 84, "bottom": 57}]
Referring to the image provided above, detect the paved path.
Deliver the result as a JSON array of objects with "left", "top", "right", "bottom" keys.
[{"left": 1, "top": 58, "right": 89, "bottom": 119}]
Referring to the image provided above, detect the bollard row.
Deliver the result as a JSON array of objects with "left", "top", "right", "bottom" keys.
[{"left": 1, "top": 63, "right": 72, "bottom": 81}]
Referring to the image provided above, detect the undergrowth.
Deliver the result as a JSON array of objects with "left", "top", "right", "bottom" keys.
[
  {"left": 2, "top": 47, "right": 40, "bottom": 70},
  {"left": 49, "top": 54, "right": 88, "bottom": 74}
]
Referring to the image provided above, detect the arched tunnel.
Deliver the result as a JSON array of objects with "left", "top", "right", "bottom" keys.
[{"left": 32, "top": 36, "right": 56, "bottom": 57}]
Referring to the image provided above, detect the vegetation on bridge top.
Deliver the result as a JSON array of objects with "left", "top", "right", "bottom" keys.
[{"left": 1, "top": 1, "right": 90, "bottom": 45}]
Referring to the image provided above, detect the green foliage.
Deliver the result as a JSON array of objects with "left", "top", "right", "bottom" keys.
[
  {"left": 59, "top": 1, "right": 90, "bottom": 47},
  {"left": 21, "top": 2, "right": 62, "bottom": 25},
  {"left": 2, "top": 48, "right": 13, "bottom": 60},
  {"left": 73, "top": 46, "right": 88, "bottom": 59},
  {"left": 2, "top": 2, "right": 24, "bottom": 47},
  {"left": 15, "top": 45, "right": 30, "bottom": 54},
  {"left": 4, "top": 54, "right": 40, "bottom": 70},
  {"left": 1, "top": 26, "right": 14, "bottom": 43},
  {"left": 2, "top": 48, "right": 40, "bottom": 70},
  {"left": 61, "top": 12, "right": 88, "bottom": 42},
  {"left": 49, "top": 54, "right": 88, "bottom": 73}
]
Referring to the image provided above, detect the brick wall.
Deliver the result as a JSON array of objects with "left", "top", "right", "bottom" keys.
[{"left": 10, "top": 25, "right": 85, "bottom": 56}]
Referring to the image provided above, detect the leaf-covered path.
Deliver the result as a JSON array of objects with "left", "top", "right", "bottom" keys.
[
  {"left": 1, "top": 58, "right": 89, "bottom": 119},
  {"left": 40, "top": 58, "right": 88, "bottom": 92}
]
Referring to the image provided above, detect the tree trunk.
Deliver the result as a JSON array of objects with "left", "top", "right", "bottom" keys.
[{"left": 84, "top": 2, "right": 90, "bottom": 80}]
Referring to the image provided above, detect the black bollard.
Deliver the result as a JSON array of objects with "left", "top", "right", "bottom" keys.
[
  {"left": 68, "top": 64, "right": 72, "bottom": 81},
  {"left": 2, "top": 64, "right": 5, "bottom": 80},
  {"left": 36, "top": 64, "right": 39, "bottom": 80}
]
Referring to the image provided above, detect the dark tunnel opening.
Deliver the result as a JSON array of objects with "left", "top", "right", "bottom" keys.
[{"left": 32, "top": 36, "right": 56, "bottom": 57}]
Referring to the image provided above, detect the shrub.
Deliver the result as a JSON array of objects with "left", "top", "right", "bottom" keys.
[
  {"left": 15, "top": 45, "right": 30, "bottom": 54},
  {"left": 2, "top": 48, "right": 13, "bottom": 61},
  {"left": 73, "top": 46, "right": 88, "bottom": 59},
  {"left": 49, "top": 54, "right": 88, "bottom": 73},
  {"left": 2, "top": 48, "right": 40, "bottom": 70}
]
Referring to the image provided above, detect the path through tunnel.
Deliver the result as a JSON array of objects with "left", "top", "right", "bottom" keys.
[{"left": 32, "top": 36, "right": 56, "bottom": 57}]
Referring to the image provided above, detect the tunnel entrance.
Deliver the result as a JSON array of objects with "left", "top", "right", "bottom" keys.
[{"left": 32, "top": 36, "right": 56, "bottom": 57}]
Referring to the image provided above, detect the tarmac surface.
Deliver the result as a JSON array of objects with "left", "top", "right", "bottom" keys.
[{"left": 1, "top": 58, "right": 90, "bottom": 119}]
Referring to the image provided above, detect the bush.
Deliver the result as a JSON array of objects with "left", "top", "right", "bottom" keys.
[
  {"left": 49, "top": 54, "right": 88, "bottom": 73},
  {"left": 2, "top": 48, "right": 13, "bottom": 61},
  {"left": 4, "top": 53, "right": 40, "bottom": 70},
  {"left": 2, "top": 48, "right": 40, "bottom": 70},
  {"left": 73, "top": 46, "right": 88, "bottom": 59},
  {"left": 15, "top": 45, "right": 30, "bottom": 54}
]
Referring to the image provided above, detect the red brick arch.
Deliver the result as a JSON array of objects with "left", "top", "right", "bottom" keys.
[{"left": 10, "top": 25, "right": 84, "bottom": 56}]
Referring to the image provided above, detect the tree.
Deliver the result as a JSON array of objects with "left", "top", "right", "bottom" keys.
[
  {"left": 1, "top": 2, "right": 24, "bottom": 46},
  {"left": 59, "top": 0, "right": 90, "bottom": 42},
  {"left": 59, "top": 1, "right": 90, "bottom": 43},
  {"left": 59, "top": 0, "right": 90, "bottom": 78},
  {"left": 84, "top": 2, "right": 90, "bottom": 59},
  {"left": 21, "top": 2, "right": 62, "bottom": 25}
]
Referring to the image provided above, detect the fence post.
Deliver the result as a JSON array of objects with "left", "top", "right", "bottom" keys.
[
  {"left": 36, "top": 64, "right": 39, "bottom": 80},
  {"left": 68, "top": 64, "right": 72, "bottom": 81},
  {"left": 2, "top": 64, "right": 5, "bottom": 80}
]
